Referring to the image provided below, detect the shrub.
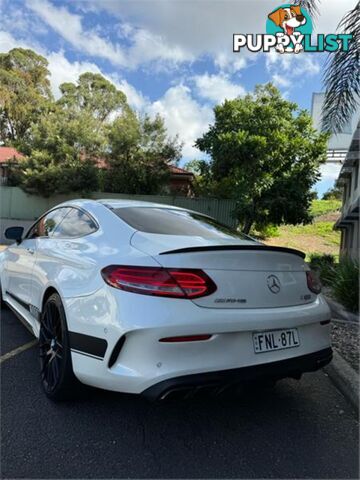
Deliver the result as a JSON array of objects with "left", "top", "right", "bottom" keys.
[
  {"left": 21, "top": 154, "right": 99, "bottom": 197},
  {"left": 328, "top": 258, "right": 359, "bottom": 313},
  {"left": 308, "top": 253, "right": 336, "bottom": 286},
  {"left": 251, "top": 224, "right": 280, "bottom": 240}
]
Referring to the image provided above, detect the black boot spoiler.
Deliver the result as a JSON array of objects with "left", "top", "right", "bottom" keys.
[{"left": 159, "top": 245, "right": 306, "bottom": 259}]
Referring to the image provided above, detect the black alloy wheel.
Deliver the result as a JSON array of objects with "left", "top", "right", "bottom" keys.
[
  {"left": 40, "top": 300, "right": 64, "bottom": 393},
  {"left": 39, "top": 293, "right": 80, "bottom": 400}
]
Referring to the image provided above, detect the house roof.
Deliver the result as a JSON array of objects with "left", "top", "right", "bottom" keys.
[
  {"left": 169, "top": 165, "right": 194, "bottom": 176},
  {"left": 0, "top": 147, "right": 25, "bottom": 164}
]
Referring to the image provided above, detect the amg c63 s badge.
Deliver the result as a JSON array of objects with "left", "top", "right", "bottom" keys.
[{"left": 0, "top": 199, "right": 331, "bottom": 401}]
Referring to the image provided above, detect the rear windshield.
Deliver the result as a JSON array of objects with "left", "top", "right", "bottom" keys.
[{"left": 111, "top": 207, "right": 252, "bottom": 240}]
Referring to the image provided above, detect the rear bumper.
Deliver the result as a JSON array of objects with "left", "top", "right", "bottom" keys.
[
  {"left": 65, "top": 289, "right": 331, "bottom": 394},
  {"left": 142, "top": 347, "right": 333, "bottom": 401}
]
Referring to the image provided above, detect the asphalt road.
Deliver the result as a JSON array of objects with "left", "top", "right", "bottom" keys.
[{"left": 1, "top": 307, "right": 359, "bottom": 479}]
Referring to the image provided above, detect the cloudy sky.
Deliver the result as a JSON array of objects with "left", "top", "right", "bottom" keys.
[{"left": 0, "top": 0, "right": 356, "bottom": 194}]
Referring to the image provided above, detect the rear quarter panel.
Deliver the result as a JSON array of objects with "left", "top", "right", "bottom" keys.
[{"left": 30, "top": 218, "right": 158, "bottom": 314}]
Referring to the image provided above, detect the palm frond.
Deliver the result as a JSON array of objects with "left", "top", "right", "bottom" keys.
[
  {"left": 292, "top": 0, "right": 321, "bottom": 22},
  {"left": 322, "top": 2, "right": 360, "bottom": 133}
]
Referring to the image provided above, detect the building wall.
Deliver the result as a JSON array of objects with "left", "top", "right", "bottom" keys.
[
  {"left": 336, "top": 127, "right": 359, "bottom": 261},
  {"left": 340, "top": 220, "right": 359, "bottom": 260}
]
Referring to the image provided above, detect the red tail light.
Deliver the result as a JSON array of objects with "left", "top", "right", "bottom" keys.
[
  {"left": 306, "top": 271, "right": 322, "bottom": 294},
  {"left": 101, "top": 266, "right": 217, "bottom": 299}
]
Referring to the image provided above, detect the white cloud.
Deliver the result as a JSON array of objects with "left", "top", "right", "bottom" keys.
[
  {"left": 0, "top": 31, "right": 146, "bottom": 111},
  {"left": 108, "top": 76, "right": 148, "bottom": 111},
  {"left": 193, "top": 73, "right": 245, "bottom": 103},
  {"left": 0, "top": 33, "right": 105, "bottom": 98},
  {"left": 266, "top": 49, "right": 320, "bottom": 75},
  {"left": 0, "top": 30, "right": 27, "bottom": 52},
  {"left": 271, "top": 73, "right": 291, "bottom": 88},
  {"left": 316, "top": 162, "right": 342, "bottom": 196},
  {"left": 0, "top": 29, "right": 46, "bottom": 56},
  {"left": 95, "top": 0, "right": 353, "bottom": 72},
  {"left": 26, "top": 0, "right": 192, "bottom": 70},
  {"left": 27, "top": 0, "right": 127, "bottom": 66},
  {"left": 266, "top": 50, "right": 321, "bottom": 91},
  {"left": 47, "top": 52, "right": 103, "bottom": 98},
  {"left": 148, "top": 85, "right": 213, "bottom": 158},
  {"left": 297, "top": 56, "right": 321, "bottom": 76},
  {"left": 47, "top": 54, "right": 149, "bottom": 109},
  {"left": 320, "top": 163, "right": 342, "bottom": 181},
  {"left": 315, "top": 0, "right": 356, "bottom": 34},
  {"left": 8, "top": 0, "right": 352, "bottom": 75},
  {"left": 127, "top": 28, "right": 193, "bottom": 69},
  {"left": 214, "top": 51, "right": 249, "bottom": 73}
]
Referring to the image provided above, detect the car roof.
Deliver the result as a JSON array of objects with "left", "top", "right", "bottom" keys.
[
  {"left": 54, "top": 198, "right": 187, "bottom": 212},
  {"left": 51, "top": 199, "right": 219, "bottom": 227},
  {"left": 96, "top": 199, "right": 185, "bottom": 210}
]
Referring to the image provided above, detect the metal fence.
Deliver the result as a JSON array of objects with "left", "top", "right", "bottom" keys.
[{"left": 0, "top": 187, "right": 238, "bottom": 227}]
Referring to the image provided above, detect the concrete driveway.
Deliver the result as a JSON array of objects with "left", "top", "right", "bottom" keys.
[{"left": 1, "top": 307, "right": 359, "bottom": 479}]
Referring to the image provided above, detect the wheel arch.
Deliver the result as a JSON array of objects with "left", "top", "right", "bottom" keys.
[{"left": 41, "top": 286, "right": 60, "bottom": 313}]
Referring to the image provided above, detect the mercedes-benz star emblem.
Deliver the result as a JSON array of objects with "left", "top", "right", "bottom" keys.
[{"left": 267, "top": 275, "right": 281, "bottom": 294}]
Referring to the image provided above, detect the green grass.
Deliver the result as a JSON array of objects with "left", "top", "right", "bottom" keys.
[
  {"left": 264, "top": 200, "right": 341, "bottom": 259},
  {"left": 283, "top": 222, "right": 340, "bottom": 245},
  {"left": 310, "top": 199, "right": 341, "bottom": 217}
]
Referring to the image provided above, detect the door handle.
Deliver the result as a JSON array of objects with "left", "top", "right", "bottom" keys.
[{"left": 27, "top": 248, "right": 35, "bottom": 255}]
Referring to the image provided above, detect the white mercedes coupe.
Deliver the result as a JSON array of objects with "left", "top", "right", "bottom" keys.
[{"left": 0, "top": 199, "right": 332, "bottom": 400}]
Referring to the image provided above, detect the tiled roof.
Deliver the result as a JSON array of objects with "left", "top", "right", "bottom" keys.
[
  {"left": 0, "top": 147, "right": 25, "bottom": 164},
  {"left": 169, "top": 165, "right": 193, "bottom": 175}
]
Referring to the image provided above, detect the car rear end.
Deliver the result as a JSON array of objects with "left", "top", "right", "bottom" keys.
[{"left": 69, "top": 204, "right": 332, "bottom": 399}]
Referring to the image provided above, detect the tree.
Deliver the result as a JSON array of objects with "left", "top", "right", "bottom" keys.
[
  {"left": 293, "top": 0, "right": 320, "bottom": 21},
  {"left": 5, "top": 49, "right": 182, "bottom": 197},
  {"left": 322, "top": 2, "right": 360, "bottom": 132},
  {"left": 104, "top": 109, "right": 182, "bottom": 194},
  {"left": 322, "top": 184, "right": 343, "bottom": 200},
  {"left": 0, "top": 48, "right": 53, "bottom": 144},
  {"left": 195, "top": 84, "right": 329, "bottom": 233},
  {"left": 184, "top": 159, "right": 213, "bottom": 196},
  {"left": 17, "top": 108, "right": 102, "bottom": 196},
  {"left": 294, "top": 0, "right": 360, "bottom": 132},
  {"left": 58, "top": 72, "right": 127, "bottom": 124},
  {"left": 15, "top": 69, "right": 132, "bottom": 196}
]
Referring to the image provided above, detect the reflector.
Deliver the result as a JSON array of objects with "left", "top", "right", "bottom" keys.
[
  {"left": 159, "top": 335, "right": 212, "bottom": 342},
  {"left": 306, "top": 271, "right": 322, "bottom": 294}
]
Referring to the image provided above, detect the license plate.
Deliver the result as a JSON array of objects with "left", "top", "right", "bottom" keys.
[{"left": 253, "top": 328, "right": 300, "bottom": 354}]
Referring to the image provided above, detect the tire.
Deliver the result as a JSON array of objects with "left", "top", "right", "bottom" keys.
[{"left": 39, "top": 293, "right": 81, "bottom": 400}]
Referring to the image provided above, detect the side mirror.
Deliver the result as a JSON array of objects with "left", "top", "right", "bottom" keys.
[{"left": 4, "top": 226, "right": 24, "bottom": 244}]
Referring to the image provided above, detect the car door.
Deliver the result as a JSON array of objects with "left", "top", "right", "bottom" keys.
[
  {"left": 5, "top": 234, "right": 37, "bottom": 308},
  {"left": 31, "top": 207, "right": 99, "bottom": 311},
  {"left": 5, "top": 208, "right": 71, "bottom": 309}
]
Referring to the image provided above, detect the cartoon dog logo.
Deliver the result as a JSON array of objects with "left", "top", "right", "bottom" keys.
[{"left": 268, "top": 5, "right": 307, "bottom": 53}]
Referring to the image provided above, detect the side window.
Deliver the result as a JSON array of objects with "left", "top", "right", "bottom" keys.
[
  {"left": 52, "top": 208, "right": 97, "bottom": 238},
  {"left": 27, "top": 208, "right": 71, "bottom": 239}
]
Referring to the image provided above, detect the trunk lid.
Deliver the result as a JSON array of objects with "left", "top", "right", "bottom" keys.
[{"left": 131, "top": 232, "right": 314, "bottom": 309}]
